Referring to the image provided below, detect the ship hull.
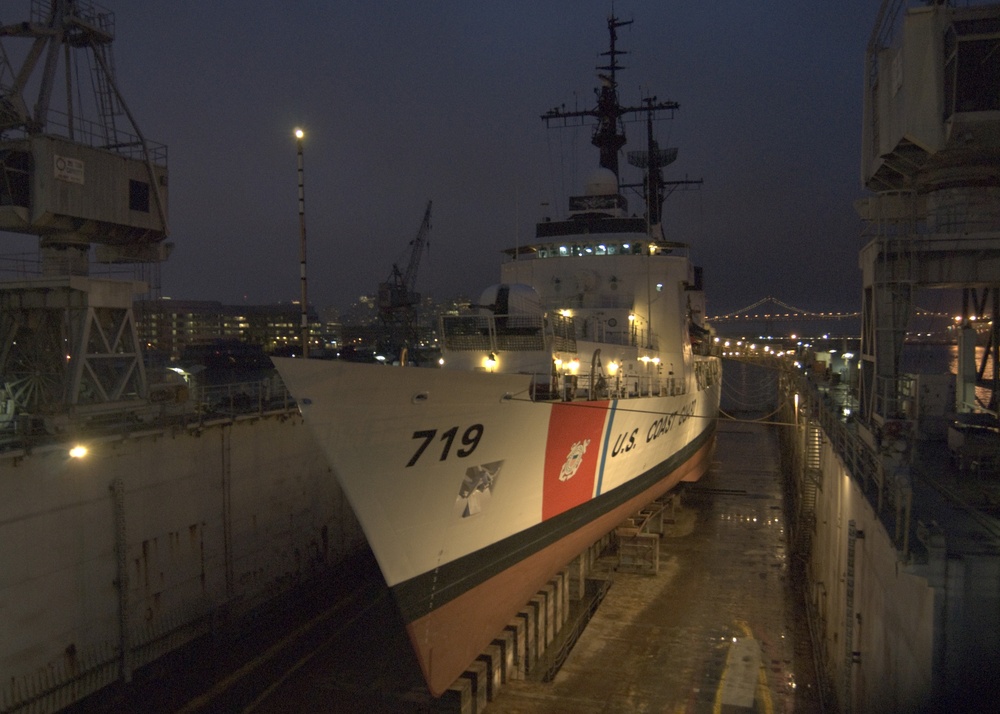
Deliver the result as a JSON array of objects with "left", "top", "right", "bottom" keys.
[
  {"left": 401, "top": 429, "right": 715, "bottom": 695},
  {"left": 274, "top": 357, "right": 720, "bottom": 695}
]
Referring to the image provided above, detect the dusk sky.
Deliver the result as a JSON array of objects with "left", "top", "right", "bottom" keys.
[{"left": 4, "top": 0, "right": 881, "bottom": 315}]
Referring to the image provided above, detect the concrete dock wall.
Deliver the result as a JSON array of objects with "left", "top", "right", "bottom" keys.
[
  {"left": 777, "top": 366, "right": 1000, "bottom": 712},
  {"left": 808, "top": 437, "right": 935, "bottom": 712},
  {"left": 0, "top": 410, "right": 366, "bottom": 713}
]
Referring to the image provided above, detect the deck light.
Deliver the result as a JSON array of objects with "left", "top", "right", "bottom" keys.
[
  {"left": 607, "top": 361, "right": 619, "bottom": 374},
  {"left": 484, "top": 352, "right": 498, "bottom": 370},
  {"left": 68, "top": 445, "right": 87, "bottom": 459}
]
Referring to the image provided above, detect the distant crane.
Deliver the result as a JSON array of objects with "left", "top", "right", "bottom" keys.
[{"left": 377, "top": 200, "right": 432, "bottom": 362}]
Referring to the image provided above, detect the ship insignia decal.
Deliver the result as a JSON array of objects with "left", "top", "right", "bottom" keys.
[
  {"left": 559, "top": 439, "right": 591, "bottom": 482},
  {"left": 454, "top": 461, "right": 504, "bottom": 518}
]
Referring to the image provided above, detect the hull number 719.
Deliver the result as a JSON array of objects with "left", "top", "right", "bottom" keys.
[{"left": 407, "top": 424, "right": 485, "bottom": 467}]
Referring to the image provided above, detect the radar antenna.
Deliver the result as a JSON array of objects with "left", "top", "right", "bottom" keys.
[{"left": 540, "top": 14, "right": 693, "bottom": 227}]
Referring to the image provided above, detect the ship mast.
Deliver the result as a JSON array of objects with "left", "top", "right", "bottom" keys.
[{"left": 540, "top": 15, "right": 685, "bottom": 220}]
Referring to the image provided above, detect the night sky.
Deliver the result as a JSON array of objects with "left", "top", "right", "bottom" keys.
[{"left": 3, "top": 0, "right": 881, "bottom": 315}]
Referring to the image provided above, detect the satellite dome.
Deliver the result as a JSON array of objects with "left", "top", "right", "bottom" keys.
[{"left": 584, "top": 168, "right": 618, "bottom": 196}]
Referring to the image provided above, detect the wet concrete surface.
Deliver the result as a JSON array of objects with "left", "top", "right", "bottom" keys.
[{"left": 485, "top": 417, "right": 822, "bottom": 713}]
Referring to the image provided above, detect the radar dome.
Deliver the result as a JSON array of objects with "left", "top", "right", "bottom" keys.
[{"left": 584, "top": 168, "right": 618, "bottom": 196}]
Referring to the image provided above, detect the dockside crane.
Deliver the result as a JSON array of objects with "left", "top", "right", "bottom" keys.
[
  {"left": 0, "top": 0, "right": 170, "bottom": 422},
  {"left": 377, "top": 200, "right": 432, "bottom": 362}
]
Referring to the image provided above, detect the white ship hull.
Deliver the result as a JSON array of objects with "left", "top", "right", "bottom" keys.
[{"left": 274, "top": 357, "right": 720, "bottom": 694}]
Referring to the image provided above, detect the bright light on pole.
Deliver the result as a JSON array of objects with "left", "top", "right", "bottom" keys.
[{"left": 294, "top": 127, "right": 309, "bottom": 357}]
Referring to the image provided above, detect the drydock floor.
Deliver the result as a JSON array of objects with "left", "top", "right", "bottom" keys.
[
  {"left": 245, "top": 417, "right": 822, "bottom": 714},
  {"left": 482, "top": 417, "right": 821, "bottom": 714}
]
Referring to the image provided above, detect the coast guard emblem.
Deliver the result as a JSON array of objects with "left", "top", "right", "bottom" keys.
[
  {"left": 559, "top": 439, "right": 591, "bottom": 481},
  {"left": 542, "top": 402, "right": 608, "bottom": 520}
]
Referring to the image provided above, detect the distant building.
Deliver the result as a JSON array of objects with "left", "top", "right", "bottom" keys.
[
  {"left": 136, "top": 299, "right": 324, "bottom": 360},
  {"left": 136, "top": 294, "right": 469, "bottom": 363}
]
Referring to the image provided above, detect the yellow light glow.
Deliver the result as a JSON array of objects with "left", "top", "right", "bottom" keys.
[
  {"left": 628, "top": 314, "right": 636, "bottom": 322},
  {"left": 483, "top": 352, "right": 498, "bottom": 370},
  {"left": 554, "top": 358, "right": 563, "bottom": 368},
  {"left": 294, "top": 128, "right": 304, "bottom": 139},
  {"left": 559, "top": 309, "right": 572, "bottom": 317},
  {"left": 567, "top": 359, "right": 580, "bottom": 373},
  {"left": 640, "top": 355, "right": 651, "bottom": 363},
  {"left": 652, "top": 357, "right": 660, "bottom": 364},
  {"left": 68, "top": 445, "right": 87, "bottom": 459},
  {"left": 607, "top": 361, "right": 619, "bottom": 374}
]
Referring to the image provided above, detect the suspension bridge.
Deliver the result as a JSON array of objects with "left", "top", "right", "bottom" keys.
[{"left": 707, "top": 296, "right": 956, "bottom": 340}]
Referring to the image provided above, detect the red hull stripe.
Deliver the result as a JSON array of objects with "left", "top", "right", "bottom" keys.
[{"left": 541, "top": 400, "right": 610, "bottom": 520}]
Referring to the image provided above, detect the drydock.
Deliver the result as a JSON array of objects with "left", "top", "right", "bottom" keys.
[{"left": 6, "top": 1, "right": 1000, "bottom": 713}]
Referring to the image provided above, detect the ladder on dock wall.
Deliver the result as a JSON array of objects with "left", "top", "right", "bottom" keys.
[
  {"left": 796, "top": 420, "right": 823, "bottom": 555},
  {"left": 843, "top": 519, "right": 859, "bottom": 714}
]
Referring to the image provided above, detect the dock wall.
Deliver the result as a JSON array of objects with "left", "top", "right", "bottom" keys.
[
  {"left": 0, "top": 410, "right": 366, "bottom": 713},
  {"left": 776, "top": 365, "right": 1000, "bottom": 712}
]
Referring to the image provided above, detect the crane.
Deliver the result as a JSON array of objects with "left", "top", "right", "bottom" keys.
[
  {"left": 377, "top": 200, "right": 432, "bottom": 362},
  {"left": 0, "top": 1, "right": 169, "bottom": 418}
]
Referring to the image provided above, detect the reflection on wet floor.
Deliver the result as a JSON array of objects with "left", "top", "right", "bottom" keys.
[{"left": 487, "top": 418, "right": 821, "bottom": 713}]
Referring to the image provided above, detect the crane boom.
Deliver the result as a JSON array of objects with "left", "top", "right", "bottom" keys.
[
  {"left": 402, "top": 200, "right": 432, "bottom": 295},
  {"left": 376, "top": 200, "right": 432, "bottom": 362}
]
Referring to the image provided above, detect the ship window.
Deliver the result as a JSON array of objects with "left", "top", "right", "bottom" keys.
[
  {"left": 559, "top": 245, "right": 570, "bottom": 256},
  {"left": 129, "top": 179, "right": 150, "bottom": 212},
  {"left": 596, "top": 244, "right": 607, "bottom": 255}
]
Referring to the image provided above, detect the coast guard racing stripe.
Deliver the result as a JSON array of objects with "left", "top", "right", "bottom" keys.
[{"left": 541, "top": 401, "right": 609, "bottom": 521}]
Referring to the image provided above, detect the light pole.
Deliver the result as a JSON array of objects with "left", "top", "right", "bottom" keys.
[{"left": 295, "top": 127, "right": 309, "bottom": 357}]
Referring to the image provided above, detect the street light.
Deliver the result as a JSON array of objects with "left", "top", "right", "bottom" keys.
[{"left": 294, "top": 127, "right": 309, "bottom": 357}]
